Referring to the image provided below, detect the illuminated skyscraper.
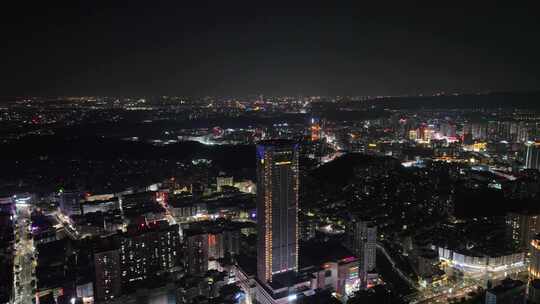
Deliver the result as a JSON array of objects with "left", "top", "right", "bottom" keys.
[
  {"left": 256, "top": 140, "right": 299, "bottom": 283},
  {"left": 526, "top": 142, "right": 540, "bottom": 170}
]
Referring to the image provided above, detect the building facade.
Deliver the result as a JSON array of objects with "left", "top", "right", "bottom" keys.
[
  {"left": 347, "top": 218, "right": 377, "bottom": 281},
  {"left": 526, "top": 142, "right": 540, "bottom": 170},
  {"left": 506, "top": 212, "right": 540, "bottom": 250},
  {"left": 256, "top": 140, "right": 300, "bottom": 283},
  {"left": 94, "top": 247, "right": 122, "bottom": 302},
  {"left": 216, "top": 176, "right": 234, "bottom": 192},
  {"left": 185, "top": 228, "right": 240, "bottom": 274},
  {"left": 119, "top": 221, "right": 179, "bottom": 285},
  {"left": 530, "top": 235, "right": 540, "bottom": 280}
]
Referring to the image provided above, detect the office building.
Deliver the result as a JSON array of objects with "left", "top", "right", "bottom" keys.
[
  {"left": 256, "top": 140, "right": 299, "bottom": 283},
  {"left": 517, "top": 122, "right": 530, "bottom": 143},
  {"left": 510, "top": 122, "right": 520, "bottom": 142},
  {"left": 254, "top": 140, "right": 309, "bottom": 304},
  {"left": 487, "top": 121, "right": 499, "bottom": 140},
  {"left": 526, "top": 142, "right": 540, "bottom": 170},
  {"left": 499, "top": 121, "right": 512, "bottom": 140}
]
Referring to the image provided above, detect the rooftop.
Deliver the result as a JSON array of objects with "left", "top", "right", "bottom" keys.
[
  {"left": 488, "top": 278, "right": 525, "bottom": 295},
  {"left": 124, "top": 220, "right": 176, "bottom": 236},
  {"left": 267, "top": 270, "right": 313, "bottom": 291},
  {"left": 300, "top": 240, "right": 356, "bottom": 268},
  {"left": 256, "top": 139, "right": 298, "bottom": 147}
]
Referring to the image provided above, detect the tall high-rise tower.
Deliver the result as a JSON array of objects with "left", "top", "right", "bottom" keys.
[
  {"left": 346, "top": 218, "right": 377, "bottom": 284},
  {"left": 526, "top": 142, "right": 540, "bottom": 170},
  {"left": 256, "top": 140, "right": 299, "bottom": 283}
]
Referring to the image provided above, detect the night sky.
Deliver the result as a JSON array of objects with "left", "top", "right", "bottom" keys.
[{"left": 2, "top": 2, "right": 540, "bottom": 97}]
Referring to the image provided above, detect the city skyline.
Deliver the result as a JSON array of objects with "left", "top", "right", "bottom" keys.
[
  {"left": 3, "top": 93, "right": 540, "bottom": 303},
  {"left": 3, "top": 3, "right": 540, "bottom": 304}
]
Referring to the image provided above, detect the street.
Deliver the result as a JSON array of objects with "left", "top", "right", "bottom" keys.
[{"left": 13, "top": 204, "right": 36, "bottom": 304}]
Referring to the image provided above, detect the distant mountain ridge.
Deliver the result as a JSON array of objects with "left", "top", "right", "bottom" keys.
[{"left": 371, "top": 91, "right": 540, "bottom": 109}]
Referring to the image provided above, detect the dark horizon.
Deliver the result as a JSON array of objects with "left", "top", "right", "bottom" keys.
[
  {"left": 2, "top": 89, "right": 540, "bottom": 100},
  {"left": 2, "top": 2, "right": 540, "bottom": 97}
]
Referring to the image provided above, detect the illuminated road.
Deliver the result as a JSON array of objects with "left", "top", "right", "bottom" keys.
[
  {"left": 54, "top": 211, "right": 80, "bottom": 240},
  {"left": 411, "top": 280, "right": 480, "bottom": 304},
  {"left": 407, "top": 267, "right": 528, "bottom": 303},
  {"left": 378, "top": 241, "right": 528, "bottom": 304},
  {"left": 155, "top": 194, "right": 182, "bottom": 238},
  {"left": 13, "top": 205, "right": 36, "bottom": 304}
]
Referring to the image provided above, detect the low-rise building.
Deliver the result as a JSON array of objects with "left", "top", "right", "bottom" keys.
[{"left": 485, "top": 278, "right": 525, "bottom": 304}]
